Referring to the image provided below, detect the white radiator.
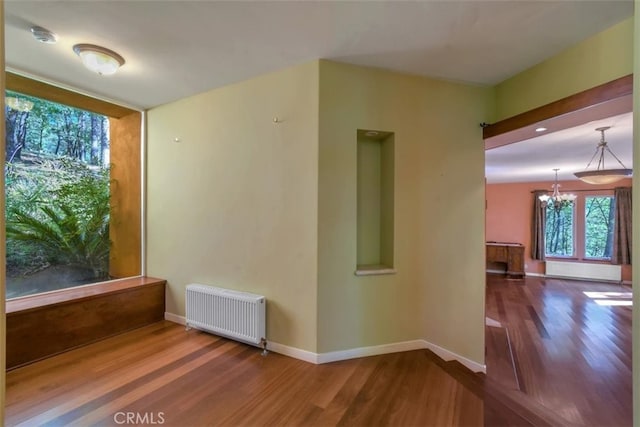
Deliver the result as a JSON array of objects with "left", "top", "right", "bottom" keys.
[
  {"left": 545, "top": 261, "right": 621, "bottom": 282},
  {"left": 186, "top": 284, "right": 266, "bottom": 348}
]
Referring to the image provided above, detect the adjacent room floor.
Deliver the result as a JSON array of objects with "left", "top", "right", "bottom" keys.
[{"left": 485, "top": 274, "right": 633, "bottom": 426}]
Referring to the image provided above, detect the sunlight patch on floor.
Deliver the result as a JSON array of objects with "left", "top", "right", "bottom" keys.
[{"left": 583, "top": 291, "right": 632, "bottom": 306}]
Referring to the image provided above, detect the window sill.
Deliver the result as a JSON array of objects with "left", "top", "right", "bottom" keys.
[
  {"left": 7, "top": 276, "right": 165, "bottom": 314},
  {"left": 355, "top": 265, "right": 396, "bottom": 276}
]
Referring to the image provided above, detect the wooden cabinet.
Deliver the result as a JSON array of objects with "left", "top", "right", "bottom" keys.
[{"left": 486, "top": 242, "right": 524, "bottom": 277}]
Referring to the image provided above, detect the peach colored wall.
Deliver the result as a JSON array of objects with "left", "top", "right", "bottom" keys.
[{"left": 486, "top": 178, "right": 632, "bottom": 282}]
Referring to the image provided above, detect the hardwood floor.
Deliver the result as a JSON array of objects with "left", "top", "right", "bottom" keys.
[
  {"left": 6, "top": 275, "right": 632, "bottom": 426},
  {"left": 6, "top": 322, "right": 485, "bottom": 427},
  {"left": 485, "top": 274, "right": 633, "bottom": 427}
]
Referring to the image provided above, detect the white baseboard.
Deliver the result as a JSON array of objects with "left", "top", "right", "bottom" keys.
[
  {"left": 266, "top": 341, "right": 319, "bottom": 364},
  {"left": 525, "top": 272, "right": 545, "bottom": 277},
  {"left": 163, "top": 312, "right": 485, "bottom": 373},
  {"left": 316, "top": 340, "right": 427, "bottom": 364},
  {"left": 424, "top": 341, "right": 486, "bottom": 373},
  {"left": 486, "top": 269, "right": 506, "bottom": 274},
  {"left": 165, "top": 312, "right": 186, "bottom": 325},
  {"left": 485, "top": 317, "right": 502, "bottom": 327}
]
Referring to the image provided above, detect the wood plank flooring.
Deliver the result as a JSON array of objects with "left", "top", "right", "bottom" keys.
[
  {"left": 6, "top": 274, "right": 633, "bottom": 426},
  {"left": 6, "top": 322, "right": 484, "bottom": 427},
  {"left": 485, "top": 274, "right": 632, "bottom": 427}
]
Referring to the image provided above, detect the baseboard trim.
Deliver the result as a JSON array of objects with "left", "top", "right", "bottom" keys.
[
  {"left": 424, "top": 341, "right": 486, "bottom": 373},
  {"left": 317, "top": 340, "right": 427, "bottom": 364},
  {"left": 163, "top": 312, "right": 485, "bottom": 372},
  {"left": 485, "top": 317, "right": 502, "bottom": 327},
  {"left": 525, "top": 272, "right": 545, "bottom": 277},
  {"left": 266, "top": 341, "right": 319, "bottom": 364},
  {"left": 164, "top": 312, "right": 186, "bottom": 325}
]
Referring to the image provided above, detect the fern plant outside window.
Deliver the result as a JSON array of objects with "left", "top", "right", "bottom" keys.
[{"left": 5, "top": 91, "right": 111, "bottom": 299}]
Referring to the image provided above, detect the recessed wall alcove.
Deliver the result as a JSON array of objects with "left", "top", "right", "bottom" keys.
[{"left": 355, "top": 129, "right": 395, "bottom": 276}]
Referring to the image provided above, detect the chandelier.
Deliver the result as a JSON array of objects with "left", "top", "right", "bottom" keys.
[
  {"left": 574, "top": 126, "right": 632, "bottom": 185},
  {"left": 539, "top": 169, "right": 576, "bottom": 210}
]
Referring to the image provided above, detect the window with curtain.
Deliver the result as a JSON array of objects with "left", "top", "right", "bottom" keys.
[
  {"left": 537, "top": 191, "right": 624, "bottom": 262},
  {"left": 544, "top": 203, "right": 574, "bottom": 257}
]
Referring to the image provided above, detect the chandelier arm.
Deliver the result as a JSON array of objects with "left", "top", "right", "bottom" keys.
[
  {"left": 582, "top": 146, "right": 604, "bottom": 170},
  {"left": 597, "top": 147, "right": 605, "bottom": 170},
  {"left": 603, "top": 145, "right": 629, "bottom": 169}
]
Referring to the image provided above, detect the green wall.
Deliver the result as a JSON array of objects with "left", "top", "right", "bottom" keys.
[
  {"left": 147, "top": 61, "right": 320, "bottom": 352},
  {"left": 147, "top": 59, "right": 493, "bottom": 365},
  {"left": 632, "top": 3, "right": 639, "bottom": 425},
  {"left": 317, "top": 61, "right": 491, "bottom": 362},
  {"left": 495, "top": 17, "right": 634, "bottom": 121}
]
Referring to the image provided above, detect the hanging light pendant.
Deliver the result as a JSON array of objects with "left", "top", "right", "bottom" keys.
[
  {"left": 539, "top": 168, "right": 576, "bottom": 211},
  {"left": 574, "top": 126, "right": 632, "bottom": 185}
]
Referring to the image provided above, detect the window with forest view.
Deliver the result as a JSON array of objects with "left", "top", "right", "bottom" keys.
[
  {"left": 5, "top": 90, "right": 111, "bottom": 299},
  {"left": 545, "top": 203, "right": 574, "bottom": 257},
  {"left": 544, "top": 193, "right": 616, "bottom": 261},
  {"left": 585, "top": 196, "right": 615, "bottom": 259}
]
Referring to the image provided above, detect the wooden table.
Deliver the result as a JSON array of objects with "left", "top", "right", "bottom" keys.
[{"left": 486, "top": 242, "right": 524, "bottom": 277}]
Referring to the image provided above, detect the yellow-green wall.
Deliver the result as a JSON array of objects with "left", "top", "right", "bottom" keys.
[
  {"left": 632, "top": 2, "right": 639, "bottom": 424},
  {"left": 146, "top": 61, "right": 320, "bottom": 352},
  {"left": 317, "top": 61, "right": 491, "bottom": 362},
  {"left": 147, "top": 59, "right": 492, "bottom": 364},
  {"left": 495, "top": 17, "right": 634, "bottom": 121}
]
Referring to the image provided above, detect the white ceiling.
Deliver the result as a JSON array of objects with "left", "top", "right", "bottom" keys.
[
  {"left": 4, "top": 0, "right": 633, "bottom": 110},
  {"left": 485, "top": 111, "right": 634, "bottom": 184},
  {"left": 4, "top": 1, "right": 634, "bottom": 183}
]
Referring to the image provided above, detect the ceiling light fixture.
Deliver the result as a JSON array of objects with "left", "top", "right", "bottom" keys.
[
  {"left": 535, "top": 127, "right": 547, "bottom": 132},
  {"left": 539, "top": 168, "right": 576, "bottom": 211},
  {"left": 30, "top": 26, "right": 57, "bottom": 44},
  {"left": 73, "top": 44, "right": 125, "bottom": 75},
  {"left": 574, "top": 126, "right": 632, "bottom": 185}
]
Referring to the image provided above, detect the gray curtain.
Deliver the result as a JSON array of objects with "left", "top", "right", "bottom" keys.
[
  {"left": 612, "top": 187, "right": 632, "bottom": 265},
  {"left": 531, "top": 190, "right": 546, "bottom": 261}
]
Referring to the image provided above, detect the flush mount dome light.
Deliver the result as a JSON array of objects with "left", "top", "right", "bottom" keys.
[{"left": 73, "top": 44, "right": 125, "bottom": 75}]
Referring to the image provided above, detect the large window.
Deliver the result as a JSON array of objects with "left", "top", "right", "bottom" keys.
[
  {"left": 544, "top": 193, "right": 615, "bottom": 260},
  {"left": 4, "top": 73, "right": 143, "bottom": 301},
  {"left": 584, "top": 196, "right": 615, "bottom": 259},
  {"left": 545, "top": 203, "right": 574, "bottom": 257},
  {"left": 5, "top": 90, "right": 110, "bottom": 298}
]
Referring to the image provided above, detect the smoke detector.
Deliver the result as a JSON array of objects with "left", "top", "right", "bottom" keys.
[{"left": 30, "top": 26, "right": 58, "bottom": 44}]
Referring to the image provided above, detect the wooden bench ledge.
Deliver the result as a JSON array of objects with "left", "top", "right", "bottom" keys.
[
  {"left": 7, "top": 276, "right": 166, "bottom": 314},
  {"left": 6, "top": 276, "right": 166, "bottom": 370}
]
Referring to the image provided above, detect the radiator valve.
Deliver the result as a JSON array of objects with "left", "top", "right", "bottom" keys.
[{"left": 260, "top": 337, "right": 268, "bottom": 357}]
